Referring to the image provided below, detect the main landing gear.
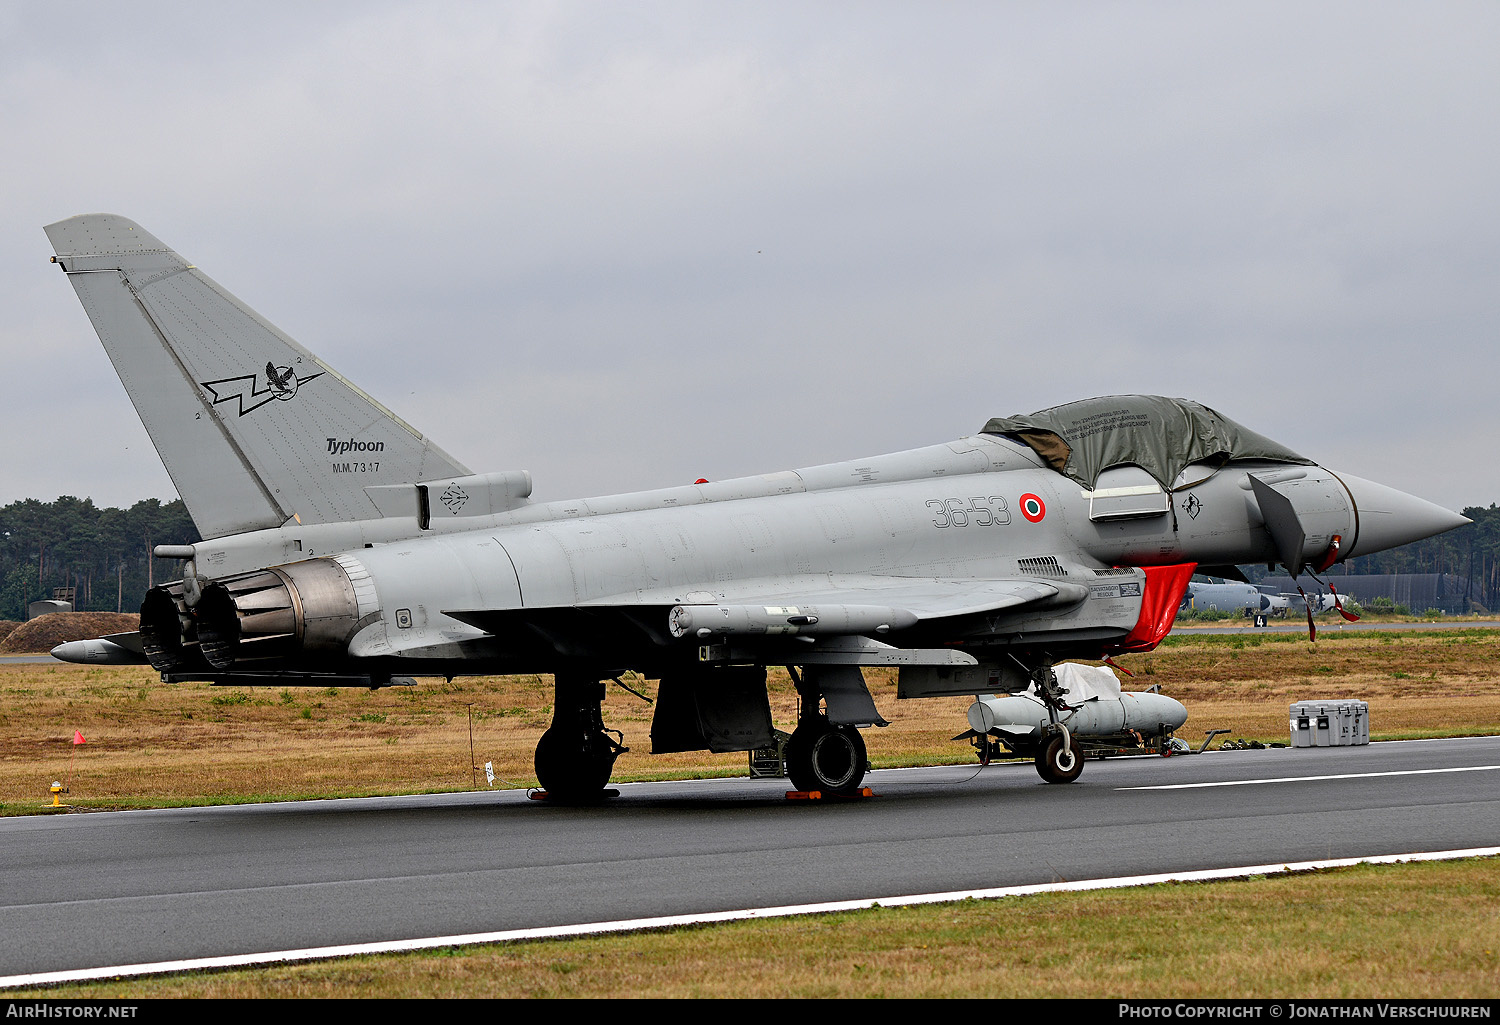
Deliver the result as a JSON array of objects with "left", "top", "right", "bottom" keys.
[
  {"left": 534, "top": 675, "right": 626, "bottom": 801},
  {"left": 785, "top": 720, "right": 868, "bottom": 794},
  {"left": 785, "top": 668, "right": 869, "bottom": 795},
  {"left": 531, "top": 665, "right": 878, "bottom": 800}
]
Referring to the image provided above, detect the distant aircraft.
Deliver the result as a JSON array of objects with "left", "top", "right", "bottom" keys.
[
  {"left": 44, "top": 215, "right": 1470, "bottom": 799},
  {"left": 1295, "top": 590, "right": 1353, "bottom": 616},
  {"left": 1180, "top": 578, "right": 1360, "bottom": 627},
  {"left": 1180, "top": 579, "right": 1292, "bottom": 622}
]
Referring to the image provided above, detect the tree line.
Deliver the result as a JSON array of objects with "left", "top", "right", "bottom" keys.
[
  {"left": 0, "top": 496, "right": 199, "bottom": 621},
  {"left": 1334, "top": 503, "right": 1500, "bottom": 612},
  {"left": 2, "top": 495, "right": 1497, "bottom": 622}
]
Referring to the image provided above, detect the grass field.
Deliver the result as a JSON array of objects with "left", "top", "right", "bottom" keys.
[{"left": 2, "top": 627, "right": 1496, "bottom": 997}]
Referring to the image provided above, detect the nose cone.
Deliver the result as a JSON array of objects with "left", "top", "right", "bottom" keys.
[{"left": 1336, "top": 473, "right": 1471, "bottom": 559}]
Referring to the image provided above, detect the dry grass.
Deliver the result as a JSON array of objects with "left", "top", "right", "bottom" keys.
[
  {"left": 2, "top": 628, "right": 1497, "bottom": 813},
  {"left": 12, "top": 857, "right": 1498, "bottom": 998},
  {"left": 0, "top": 665, "right": 947, "bottom": 810}
]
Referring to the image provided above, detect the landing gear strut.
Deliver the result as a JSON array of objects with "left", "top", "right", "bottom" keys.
[
  {"left": 1030, "top": 662, "right": 1084, "bottom": 784},
  {"left": 534, "top": 675, "right": 626, "bottom": 800},
  {"left": 785, "top": 668, "right": 868, "bottom": 794}
]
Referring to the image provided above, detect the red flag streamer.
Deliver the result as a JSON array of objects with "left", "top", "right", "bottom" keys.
[
  {"left": 1297, "top": 586, "right": 1316, "bottom": 642},
  {"left": 1307, "top": 571, "right": 1361, "bottom": 623},
  {"left": 1322, "top": 579, "right": 1361, "bottom": 622},
  {"left": 68, "top": 730, "right": 85, "bottom": 794}
]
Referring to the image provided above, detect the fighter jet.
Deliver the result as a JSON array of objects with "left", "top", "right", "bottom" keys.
[{"left": 43, "top": 214, "right": 1470, "bottom": 798}]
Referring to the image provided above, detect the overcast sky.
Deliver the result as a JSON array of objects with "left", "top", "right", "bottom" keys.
[{"left": 2, "top": 2, "right": 1495, "bottom": 517}]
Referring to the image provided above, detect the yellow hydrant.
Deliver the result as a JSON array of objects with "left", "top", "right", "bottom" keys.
[{"left": 50, "top": 781, "right": 65, "bottom": 808}]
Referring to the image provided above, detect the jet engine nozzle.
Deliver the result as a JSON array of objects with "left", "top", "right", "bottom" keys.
[
  {"left": 139, "top": 586, "right": 193, "bottom": 672},
  {"left": 193, "top": 560, "right": 362, "bottom": 671}
]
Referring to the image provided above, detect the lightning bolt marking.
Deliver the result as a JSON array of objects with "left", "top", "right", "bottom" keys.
[{"left": 200, "top": 371, "right": 324, "bottom": 416}]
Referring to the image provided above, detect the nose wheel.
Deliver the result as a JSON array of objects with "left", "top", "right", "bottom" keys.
[{"left": 1035, "top": 731, "right": 1084, "bottom": 784}]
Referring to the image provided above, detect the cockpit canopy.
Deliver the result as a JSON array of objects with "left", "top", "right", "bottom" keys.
[{"left": 981, "top": 395, "right": 1313, "bottom": 491}]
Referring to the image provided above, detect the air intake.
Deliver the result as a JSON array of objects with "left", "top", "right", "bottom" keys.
[{"left": 1018, "top": 556, "right": 1066, "bottom": 579}]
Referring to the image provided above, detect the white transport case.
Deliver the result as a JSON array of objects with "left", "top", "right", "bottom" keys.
[{"left": 1290, "top": 700, "right": 1369, "bottom": 747}]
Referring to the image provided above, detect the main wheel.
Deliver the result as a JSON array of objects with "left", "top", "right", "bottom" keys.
[
  {"left": 786, "top": 722, "right": 867, "bottom": 794},
  {"left": 1034, "top": 733, "right": 1084, "bottom": 784},
  {"left": 535, "top": 727, "right": 616, "bottom": 798}
]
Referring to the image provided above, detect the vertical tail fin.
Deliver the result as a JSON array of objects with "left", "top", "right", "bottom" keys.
[{"left": 45, "top": 214, "right": 470, "bottom": 539}]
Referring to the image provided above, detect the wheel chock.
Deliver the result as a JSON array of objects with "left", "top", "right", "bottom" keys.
[
  {"left": 529, "top": 788, "right": 620, "bottom": 802},
  {"left": 785, "top": 787, "right": 874, "bottom": 801}
]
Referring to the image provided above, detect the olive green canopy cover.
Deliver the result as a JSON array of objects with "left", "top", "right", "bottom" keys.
[{"left": 980, "top": 395, "right": 1312, "bottom": 491}]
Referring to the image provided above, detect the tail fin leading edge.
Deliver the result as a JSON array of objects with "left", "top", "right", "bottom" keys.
[{"left": 45, "top": 214, "right": 470, "bottom": 539}]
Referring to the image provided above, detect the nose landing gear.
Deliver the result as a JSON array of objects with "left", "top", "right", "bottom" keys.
[{"left": 1035, "top": 728, "right": 1083, "bottom": 784}]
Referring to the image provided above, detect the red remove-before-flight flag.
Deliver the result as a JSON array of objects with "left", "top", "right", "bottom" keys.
[{"left": 72, "top": 730, "right": 85, "bottom": 745}]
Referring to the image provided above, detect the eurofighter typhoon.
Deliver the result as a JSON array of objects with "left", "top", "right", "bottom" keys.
[{"left": 44, "top": 215, "right": 1469, "bottom": 799}]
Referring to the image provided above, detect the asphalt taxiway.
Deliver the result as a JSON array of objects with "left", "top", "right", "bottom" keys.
[{"left": 2, "top": 735, "right": 1496, "bottom": 982}]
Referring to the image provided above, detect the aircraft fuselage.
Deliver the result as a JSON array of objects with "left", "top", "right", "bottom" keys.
[{"left": 159, "top": 433, "right": 1368, "bottom": 682}]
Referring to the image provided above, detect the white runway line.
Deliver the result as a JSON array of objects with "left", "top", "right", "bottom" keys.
[
  {"left": 1117, "top": 764, "right": 1500, "bottom": 790},
  {"left": 3, "top": 846, "right": 1496, "bottom": 989}
]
